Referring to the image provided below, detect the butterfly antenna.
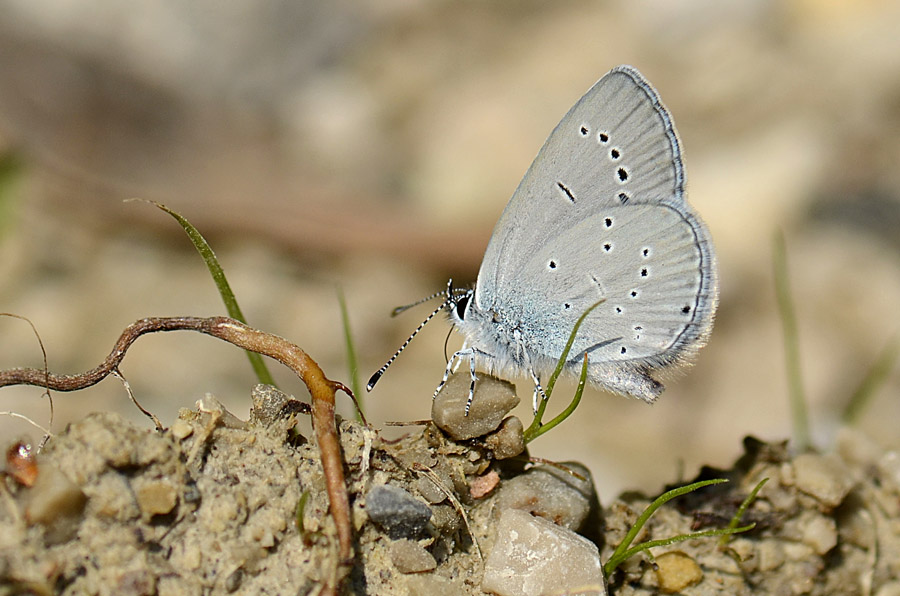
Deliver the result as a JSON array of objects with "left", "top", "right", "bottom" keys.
[
  {"left": 367, "top": 299, "right": 450, "bottom": 391},
  {"left": 390, "top": 289, "right": 446, "bottom": 317}
]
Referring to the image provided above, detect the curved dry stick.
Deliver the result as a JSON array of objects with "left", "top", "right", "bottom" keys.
[{"left": 0, "top": 316, "right": 354, "bottom": 584}]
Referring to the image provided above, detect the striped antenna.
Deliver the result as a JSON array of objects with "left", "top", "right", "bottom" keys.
[
  {"left": 390, "top": 288, "right": 448, "bottom": 317},
  {"left": 367, "top": 280, "right": 460, "bottom": 392}
]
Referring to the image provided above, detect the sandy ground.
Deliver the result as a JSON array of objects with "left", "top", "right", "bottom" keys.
[{"left": 3, "top": 380, "right": 899, "bottom": 594}]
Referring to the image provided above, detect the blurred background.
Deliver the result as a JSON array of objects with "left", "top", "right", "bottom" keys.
[{"left": 1, "top": 0, "right": 899, "bottom": 498}]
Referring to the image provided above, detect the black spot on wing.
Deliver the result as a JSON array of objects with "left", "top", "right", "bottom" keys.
[{"left": 557, "top": 181, "right": 576, "bottom": 203}]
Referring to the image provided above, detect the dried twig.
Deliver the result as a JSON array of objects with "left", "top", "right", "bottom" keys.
[
  {"left": 0, "top": 316, "right": 355, "bottom": 590},
  {"left": 110, "top": 368, "right": 163, "bottom": 431}
]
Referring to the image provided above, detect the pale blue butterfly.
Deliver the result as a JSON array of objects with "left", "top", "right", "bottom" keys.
[{"left": 369, "top": 65, "right": 718, "bottom": 413}]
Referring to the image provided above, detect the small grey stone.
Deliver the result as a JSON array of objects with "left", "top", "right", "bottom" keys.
[
  {"left": 389, "top": 539, "right": 437, "bottom": 573},
  {"left": 249, "top": 384, "right": 307, "bottom": 432},
  {"left": 366, "top": 484, "right": 432, "bottom": 539},
  {"left": 482, "top": 509, "right": 606, "bottom": 596},
  {"left": 483, "top": 416, "right": 525, "bottom": 459},
  {"left": 415, "top": 475, "right": 447, "bottom": 505},
  {"left": 493, "top": 463, "right": 595, "bottom": 532},
  {"left": 429, "top": 503, "right": 462, "bottom": 534},
  {"left": 432, "top": 373, "right": 519, "bottom": 440}
]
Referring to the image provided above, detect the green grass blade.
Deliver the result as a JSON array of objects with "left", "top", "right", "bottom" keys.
[
  {"left": 719, "top": 477, "right": 768, "bottom": 546},
  {"left": 525, "top": 299, "right": 604, "bottom": 438},
  {"left": 544, "top": 299, "right": 605, "bottom": 399},
  {"left": 337, "top": 287, "right": 364, "bottom": 421},
  {"left": 773, "top": 230, "right": 810, "bottom": 451},
  {"left": 524, "top": 353, "right": 588, "bottom": 443},
  {"left": 133, "top": 199, "right": 275, "bottom": 386},
  {"left": 611, "top": 523, "right": 756, "bottom": 573},
  {"left": 603, "top": 478, "right": 728, "bottom": 577}
]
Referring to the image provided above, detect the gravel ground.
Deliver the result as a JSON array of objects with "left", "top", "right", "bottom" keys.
[{"left": 3, "top": 378, "right": 899, "bottom": 595}]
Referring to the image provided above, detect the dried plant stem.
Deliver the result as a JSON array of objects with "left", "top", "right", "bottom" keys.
[{"left": 0, "top": 316, "right": 354, "bottom": 590}]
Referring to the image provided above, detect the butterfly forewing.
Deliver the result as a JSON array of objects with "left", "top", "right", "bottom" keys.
[
  {"left": 473, "top": 65, "right": 716, "bottom": 374},
  {"left": 476, "top": 66, "right": 686, "bottom": 311}
]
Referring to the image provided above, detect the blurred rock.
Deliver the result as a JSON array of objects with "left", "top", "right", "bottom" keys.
[
  {"left": 21, "top": 460, "right": 87, "bottom": 544},
  {"left": 792, "top": 453, "right": 853, "bottom": 510}
]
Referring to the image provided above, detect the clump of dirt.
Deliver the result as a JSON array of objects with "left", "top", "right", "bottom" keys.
[
  {"left": 604, "top": 433, "right": 900, "bottom": 594},
  {"left": 2, "top": 383, "right": 899, "bottom": 595}
]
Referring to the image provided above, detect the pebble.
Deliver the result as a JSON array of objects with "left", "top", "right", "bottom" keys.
[
  {"left": 757, "top": 540, "right": 785, "bottom": 572},
  {"left": 249, "top": 384, "right": 308, "bottom": 433},
  {"left": 196, "top": 394, "right": 248, "bottom": 430},
  {"left": 415, "top": 475, "right": 448, "bottom": 505},
  {"left": 470, "top": 469, "right": 501, "bottom": 499},
  {"left": 22, "top": 461, "right": 87, "bottom": 544},
  {"left": 798, "top": 511, "right": 837, "bottom": 555},
  {"left": 389, "top": 539, "right": 437, "bottom": 573},
  {"left": 483, "top": 416, "right": 525, "bottom": 459},
  {"left": 793, "top": 453, "right": 853, "bottom": 509},
  {"left": 481, "top": 509, "right": 606, "bottom": 596},
  {"left": 431, "top": 373, "right": 519, "bottom": 440},
  {"left": 837, "top": 500, "right": 876, "bottom": 550},
  {"left": 365, "top": 484, "right": 432, "bottom": 539},
  {"left": 133, "top": 479, "right": 178, "bottom": 519},
  {"left": 654, "top": 551, "right": 703, "bottom": 593},
  {"left": 169, "top": 419, "right": 194, "bottom": 441},
  {"left": 493, "top": 463, "right": 594, "bottom": 531},
  {"left": 116, "top": 568, "right": 156, "bottom": 595},
  {"left": 429, "top": 503, "right": 461, "bottom": 535}
]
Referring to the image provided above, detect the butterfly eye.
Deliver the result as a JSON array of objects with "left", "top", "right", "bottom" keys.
[{"left": 455, "top": 293, "right": 470, "bottom": 320}]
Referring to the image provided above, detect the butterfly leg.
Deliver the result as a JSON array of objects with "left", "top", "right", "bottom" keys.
[
  {"left": 433, "top": 346, "right": 494, "bottom": 415},
  {"left": 434, "top": 347, "right": 467, "bottom": 399},
  {"left": 465, "top": 355, "right": 478, "bottom": 415},
  {"left": 528, "top": 368, "right": 547, "bottom": 414},
  {"left": 512, "top": 332, "right": 547, "bottom": 413}
]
